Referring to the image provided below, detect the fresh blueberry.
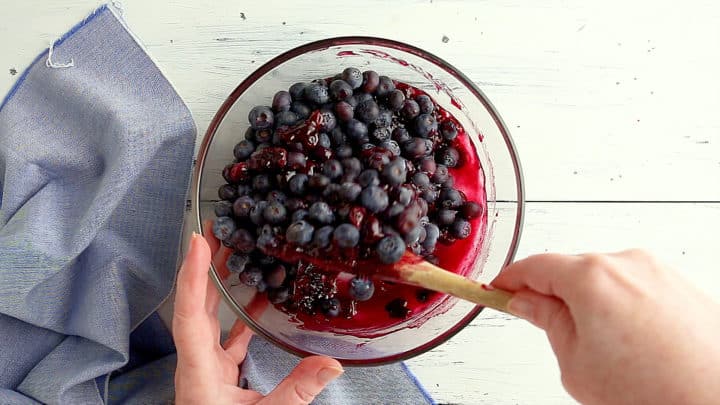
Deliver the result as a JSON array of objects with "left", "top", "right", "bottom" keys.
[
  {"left": 341, "top": 157, "right": 362, "bottom": 177},
  {"left": 318, "top": 297, "right": 341, "bottom": 317},
  {"left": 312, "top": 225, "right": 334, "bottom": 248},
  {"left": 333, "top": 223, "right": 360, "bottom": 248},
  {"left": 335, "top": 145, "right": 353, "bottom": 159},
  {"left": 286, "top": 220, "right": 315, "bottom": 245},
  {"left": 308, "top": 174, "right": 330, "bottom": 189},
  {"left": 212, "top": 217, "right": 236, "bottom": 241},
  {"left": 441, "top": 120, "right": 458, "bottom": 141},
  {"left": 328, "top": 128, "right": 346, "bottom": 147},
  {"left": 334, "top": 101, "right": 354, "bottom": 122},
  {"left": 285, "top": 198, "right": 306, "bottom": 213},
  {"left": 244, "top": 127, "right": 256, "bottom": 142},
  {"left": 266, "top": 286, "right": 289, "bottom": 303},
  {"left": 304, "top": 83, "right": 330, "bottom": 104},
  {"left": 361, "top": 70, "right": 380, "bottom": 93},
  {"left": 420, "top": 186, "right": 439, "bottom": 204},
  {"left": 440, "top": 188, "right": 465, "bottom": 209},
  {"left": 380, "top": 140, "right": 401, "bottom": 157},
  {"left": 309, "top": 201, "right": 334, "bottom": 225},
  {"left": 441, "top": 175, "right": 455, "bottom": 189},
  {"left": 291, "top": 209, "right": 309, "bottom": 222},
  {"left": 432, "top": 164, "right": 450, "bottom": 184},
  {"left": 233, "top": 140, "right": 255, "bottom": 161},
  {"left": 355, "top": 99, "right": 380, "bottom": 124},
  {"left": 418, "top": 157, "right": 437, "bottom": 176},
  {"left": 461, "top": 201, "right": 483, "bottom": 219},
  {"left": 322, "top": 159, "right": 343, "bottom": 179},
  {"left": 290, "top": 101, "right": 311, "bottom": 119},
  {"left": 318, "top": 110, "right": 337, "bottom": 132},
  {"left": 349, "top": 277, "right": 375, "bottom": 301},
  {"left": 288, "top": 173, "right": 309, "bottom": 196},
  {"left": 272, "top": 90, "right": 292, "bottom": 112},
  {"left": 275, "top": 110, "right": 299, "bottom": 127},
  {"left": 366, "top": 152, "right": 390, "bottom": 171},
  {"left": 289, "top": 82, "right": 308, "bottom": 101},
  {"left": 249, "top": 201, "right": 268, "bottom": 225},
  {"left": 376, "top": 235, "right": 406, "bottom": 264},
  {"left": 360, "top": 186, "right": 389, "bottom": 213},
  {"left": 317, "top": 132, "right": 331, "bottom": 149},
  {"left": 414, "top": 113, "right": 438, "bottom": 138},
  {"left": 404, "top": 225, "right": 423, "bottom": 245},
  {"left": 263, "top": 201, "right": 287, "bottom": 224},
  {"left": 248, "top": 106, "right": 274, "bottom": 130},
  {"left": 388, "top": 89, "right": 406, "bottom": 111},
  {"left": 358, "top": 169, "right": 380, "bottom": 188},
  {"left": 342, "top": 67, "right": 363, "bottom": 89},
  {"left": 386, "top": 202, "right": 405, "bottom": 217},
  {"left": 401, "top": 99, "right": 420, "bottom": 120},
  {"left": 233, "top": 195, "right": 255, "bottom": 218},
  {"left": 396, "top": 185, "right": 414, "bottom": 206},
  {"left": 436, "top": 147, "right": 460, "bottom": 168},
  {"left": 373, "top": 109, "right": 393, "bottom": 128},
  {"left": 416, "top": 95, "right": 434, "bottom": 114},
  {"left": 266, "top": 190, "right": 287, "bottom": 205},
  {"left": 339, "top": 182, "right": 362, "bottom": 202},
  {"left": 237, "top": 184, "right": 252, "bottom": 196},
  {"left": 345, "top": 119, "right": 369, "bottom": 144},
  {"left": 240, "top": 265, "right": 263, "bottom": 286},
  {"left": 451, "top": 219, "right": 471, "bottom": 239},
  {"left": 411, "top": 172, "right": 431, "bottom": 188},
  {"left": 264, "top": 264, "right": 286, "bottom": 288},
  {"left": 330, "top": 79, "right": 353, "bottom": 101},
  {"left": 214, "top": 200, "right": 233, "bottom": 217},
  {"left": 233, "top": 228, "right": 256, "bottom": 253},
  {"left": 226, "top": 252, "right": 249, "bottom": 273},
  {"left": 251, "top": 174, "right": 271, "bottom": 193},
  {"left": 422, "top": 223, "right": 440, "bottom": 252},
  {"left": 402, "top": 137, "right": 433, "bottom": 159},
  {"left": 437, "top": 209, "right": 458, "bottom": 226},
  {"left": 218, "top": 184, "right": 237, "bottom": 201},
  {"left": 255, "top": 129, "right": 273, "bottom": 144},
  {"left": 382, "top": 158, "right": 408, "bottom": 186},
  {"left": 392, "top": 127, "right": 411, "bottom": 144}
]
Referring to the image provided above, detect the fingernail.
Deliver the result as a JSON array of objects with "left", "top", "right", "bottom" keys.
[
  {"left": 507, "top": 297, "right": 533, "bottom": 319},
  {"left": 316, "top": 366, "right": 344, "bottom": 385},
  {"left": 191, "top": 231, "right": 199, "bottom": 239}
]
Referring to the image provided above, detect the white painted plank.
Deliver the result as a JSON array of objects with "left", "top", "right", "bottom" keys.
[{"left": 2, "top": 0, "right": 719, "bottom": 201}]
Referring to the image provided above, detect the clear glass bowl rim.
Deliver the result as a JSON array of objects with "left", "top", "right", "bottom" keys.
[{"left": 191, "top": 36, "right": 526, "bottom": 365}]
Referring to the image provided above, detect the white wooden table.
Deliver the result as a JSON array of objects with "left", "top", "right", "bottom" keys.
[{"left": 3, "top": 1, "right": 719, "bottom": 403}]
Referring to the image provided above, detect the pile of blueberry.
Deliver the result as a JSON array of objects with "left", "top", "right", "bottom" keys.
[{"left": 212, "top": 67, "right": 483, "bottom": 319}]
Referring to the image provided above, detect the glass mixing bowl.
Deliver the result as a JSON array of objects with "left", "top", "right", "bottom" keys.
[{"left": 192, "top": 37, "right": 524, "bottom": 365}]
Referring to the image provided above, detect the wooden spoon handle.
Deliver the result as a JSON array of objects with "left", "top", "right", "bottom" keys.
[{"left": 397, "top": 260, "right": 513, "bottom": 314}]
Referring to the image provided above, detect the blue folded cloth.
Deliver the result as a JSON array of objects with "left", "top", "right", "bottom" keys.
[{"left": 0, "top": 5, "right": 434, "bottom": 404}]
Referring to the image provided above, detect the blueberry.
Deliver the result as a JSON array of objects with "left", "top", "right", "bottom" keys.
[
  {"left": 366, "top": 151, "right": 390, "bottom": 171},
  {"left": 288, "top": 173, "right": 309, "bottom": 196},
  {"left": 214, "top": 200, "right": 233, "bottom": 217},
  {"left": 318, "top": 297, "right": 341, "bottom": 317},
  {"left": 232, "top": 228, "right": 256, "bottom": 253},
  {"left": 286, "top": 220, "right": 315, "bottom": 245},
  {"left": 437, "top": 147, "right": 460, "bottom": 168},
  {"left": 267, "top": 286, "right": 289, "bottom": 303},
  {"left": 422, "top": 223, "right": 440, "bottom": 253},
  {"left": 233, "top": 195, "right": 255, "bottom": 218},
  {"left": 240, "top": 265, "right": 263, "bottom": 286},
  {"left": 334, "top": 101, "right": 354, "bottom": 122},
  {"left": 437, "top": 209, "right": 458, "bottom": 226},
  {"left": 402, "top": 137, "right": 433, "bottom": 159},
  {"left": 264, "top": 264, "right": 287, "bottom": 288},
  {"left": 226, "top": 252, "right": 249, "bottom": 273},
  {"left": 335, "top": 145, "right": 353, "bottom": 159},
  {"left": 333, "top": 223, "right": 360, "bottom": 248},
  {"left": 249, "top": 201, "right": 268, "bottom": 225},
  {"left": 342, "top": 67, "right": 363, "bottom": 89},
  {"left": 461, "top": 201, "right": 483, "bottom": 219},
  {"left": 290, "top": 101, "right": 311, "bottom": 119},
  {"left": 345, "top": 119, "right": 369, "bottom": 144},
  {"left": 330, "top": 79, "right": 353, "bottom": 101},
  {"left": 212, "top": 218, "right": 236, "bottom": 243},
  {"left": 255, "top": 129, "right": 273, "bottom": 144},
  {"left": 420, "top": 187, "right": 439, "bottom": 204},
  {"left": 373, "top": 109, "right": 393, "bottom": 128},
  {"left": 328, "top": 128, "right": 346, "bottom": 147},
  {"left": 286, "top": 198, "right": 306, "bottom": 213},
  {"left": 291, "top": 209, "right": 308, "bottom": 222},
  {"left": 248, "top": 106, "right": 274, "bottom": 130},
  {"left": 267, "top": 190, "right": 287, "bottom": 205},
  {"left": 441, "top": 175, "right": 455, "bottom": 189},
  {"left": 432, "top": 164, "right": 450, "bottom": 184},
  {"left": 312, "top": 225, "right": 334, "bottom": 248},
  {"left": 380, "top": 140, "right": 401, "bottom": 157},
  {"left": 404, "top": 225, "right": 423, "bottom": 245},
  {"left": 382, "top": 158, "right": 408, "bottom": 186},
  {"left": 396, "top": 185, "right": 414, "bottom": 206},
  {"left": 414, "top": 113, "right": 438, "bottom": 138},
  {"left": 275, "top": 110, "right": 299, "bottom": 127},
  {"left": 358, "top": 169, "right": 380, "bottom": 188},
  {"left": 289, "top": 82, "right": 308, "bottom": 101},
  {"left": 272, "top": 90, "right": 292, "bottom": 112},
  {"left": 411, "top": 172, "right": 431, "bottom": 188},
  {"left": 339, "top": 182, "right": 362, "bottom": 202},
  {"left": 244, "top": 127, "right": 256, "bottom": 142},
  {"left": 401, "top": 99, "right": 420, "bottom": 120},
  {"left": 388, "top": 90, "right": 406, "bottom": 111},
  {"left": 451, "top": 219, "right": 471, "bottom": 239},
  {"left": 349, "top": 277, "right": 375, "bottom": 301},
  {"left": 361, "top": 70, "right": 380, "bottom": 93},
  {"left": 341, "top": 157, "right": 362, "bottom": 177},
  {"left": 304, "top": 83, "right": 330, "bottom": 104},
  {"left": 440, "top": 188, "right": 465, "bottom": 209},
  {"left": 355, "top": 99, "right": 380, "bottom": 124},
  {"left": 322, "top": 159, "right": 343, "bottom": 179},
  {"left": 319, "top": 110, "right": 337, "bottom": 132},
  {"left": 360, "top": 186, "right": 389, "bottom": 213},
  {"left": 418, "top": 157, "right": 437, "bottom": 176},
  {"left": 317, "top": 132, "right": 331, "bottom": 149},
  {"left": 233, "top": 140, "right": 255, "bottom": 160},
  {"left": 263, "top": 201, "right": 287, "bottom": 224},
  {"left": 376, "top": 235, "right": 406, "bottom": 264},
  {"left": 441, "top": 121, "right": 458, "bottom": 141},
  {"left": 385, "top": 298, "right": 410, "bottom": 318},
  {"left": 392, "top": 127, "right": 411, "bottom": 144},
  {"left": 309, "top": 201, "right": 334, "bottom": 225},
  {"left": 308, "top": 174, "right": 330, "bottom": 189},
  {"left": 249, "top": 174, "right": 270, "bottom": 193},
  {"left": 416, "top": 95, "right": 434, "bottom": 114},
  {"left": 386, "top": 202, "right": 405, "bottom": 217},
  {"left": 218, "top": 184, "right": 237, "bottom": 201},
  {"left": 376, "top": 76, "right": 395, "bottom": 97}
]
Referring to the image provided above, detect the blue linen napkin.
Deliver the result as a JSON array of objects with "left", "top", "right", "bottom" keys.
[{"left": 0, "top": 5, "right": 435, "bottom": 404}]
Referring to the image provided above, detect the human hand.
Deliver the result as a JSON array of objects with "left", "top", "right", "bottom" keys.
[
  {"left": 492, "top": 250, "right": 720, "bottom": 405},
  {"left": 172, "top": 223, "right": 343, "bottom": 405}
]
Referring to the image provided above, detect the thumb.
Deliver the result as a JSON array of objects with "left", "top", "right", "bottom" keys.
[
  {"left": 260, "top": 356, "right": 344, "bottom": 405},
  {"left": 508, "top": 290, "right": 574, "bottom": 341}
]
